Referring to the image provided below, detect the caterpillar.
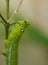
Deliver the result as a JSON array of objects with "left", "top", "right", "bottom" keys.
[{"left": 4, "top": 21, "right": 29, "bottom": 65}]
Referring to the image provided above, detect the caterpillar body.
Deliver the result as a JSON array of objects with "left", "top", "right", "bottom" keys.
[{"left": 4, "top": 21, "right": 29, "bottom": 65}]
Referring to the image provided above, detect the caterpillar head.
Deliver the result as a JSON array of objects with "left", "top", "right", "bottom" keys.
[
  {"left": 19, "top": 20, "right": 29, "bottom": 31},
  {"left": 14, "top": 20, "right": 29, "bottom": 36}
]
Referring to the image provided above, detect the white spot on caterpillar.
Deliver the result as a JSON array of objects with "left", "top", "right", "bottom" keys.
[{"left": 21, "top": 29, "right": 24, "bottom": 32}]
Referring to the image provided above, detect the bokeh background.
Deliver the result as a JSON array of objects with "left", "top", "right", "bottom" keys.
[{"left": 0, "top": 0, "right": 48, "bottom": 65}]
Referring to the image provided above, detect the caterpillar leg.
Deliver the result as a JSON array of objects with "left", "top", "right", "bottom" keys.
[
  {"left": 2, "top": 52, "right": 6, "bottom": 56},
  {"left": 0, "top": 51, "right": 6, "bottom": 56},
  {"left": 2, "top": 49, "right": 7, "bottom": 56}
]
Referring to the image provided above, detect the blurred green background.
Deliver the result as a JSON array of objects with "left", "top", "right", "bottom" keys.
[{"left": 0, "top": 0, "right": 48, "bottom": 65}]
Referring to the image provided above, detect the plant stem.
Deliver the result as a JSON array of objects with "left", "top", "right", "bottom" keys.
[
  {"left": 5, "top": 23, "right": 10, "bottom": 39},
  {"left": 0, "top": 13, "right": 10, "bottom": 39},
  {"left": 4, "top": 0, "right": 10, "bottom": 39}
]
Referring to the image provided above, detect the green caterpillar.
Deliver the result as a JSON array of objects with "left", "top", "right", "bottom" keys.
[{"left": 4, "top": 21, "right": 29, "bottom": 65}]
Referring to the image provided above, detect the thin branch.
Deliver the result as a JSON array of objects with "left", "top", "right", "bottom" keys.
[
  {"left": 7, "top": 0, "right": 23, "bottom": 22},
  {"left": 0, "top": 13, "right": 8, "bottom": 24},
  {"left": 10, "top": 22, "right": 20, "bottom": 26},
  {"left": 6, "top": 0, "right": 9, "bottom": 19}
]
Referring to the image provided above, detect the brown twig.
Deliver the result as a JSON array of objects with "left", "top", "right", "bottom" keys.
[{"left": 7, "top": 0, "right": 23, "bottom": 22}]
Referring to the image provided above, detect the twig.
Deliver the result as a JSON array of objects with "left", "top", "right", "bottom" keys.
[
  {"left": 7, "top": 0, "right": 23, "bottom": 22},
  {"left": 6, "top": 0, "right": 9, "bottom": 19},
  {"left": 10, "top": 22, "right": 17, "bottom": 26},
  {"left": 10, "top": 22, "right": 20, "bottom": 26},
  {"left": 0, "top": 13, "right": 8, "bottom": 24}
]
